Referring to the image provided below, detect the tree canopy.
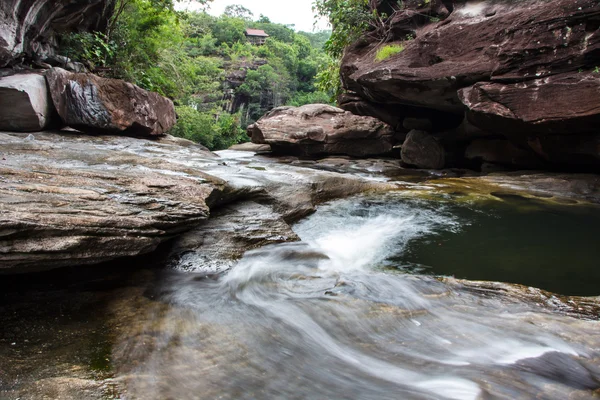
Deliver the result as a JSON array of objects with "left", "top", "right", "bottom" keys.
[{"left": 59, "top": 1, "right": 332, "bottom": 150}]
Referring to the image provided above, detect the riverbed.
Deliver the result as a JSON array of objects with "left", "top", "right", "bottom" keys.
[{"left": 1, "top": 151, "right": 599, "bottom": 400}]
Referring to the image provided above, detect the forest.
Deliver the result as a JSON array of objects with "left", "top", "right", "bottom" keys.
[{"left": 59, "top": 0, "right": 333, "bottom": 149}]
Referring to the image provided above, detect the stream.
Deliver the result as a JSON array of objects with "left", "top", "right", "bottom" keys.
[
  {"left": 114, "top": 192, "right": 600, "bottom": 400},
  {"left": 1, "top": 154, "right": 600, "bottom": 400}
]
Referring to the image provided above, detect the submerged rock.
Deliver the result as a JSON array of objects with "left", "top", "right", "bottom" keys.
[
  {"left": 248, "top": 104, "right": 395, "bottom": 157},
  {"left": 0, "top": 73, "right": 57, "bottom": 131},
  {"left": 45, "top": 68, "right": 176, "bottom": 137}
]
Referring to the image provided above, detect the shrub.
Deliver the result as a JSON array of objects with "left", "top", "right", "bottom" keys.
[
  {"left": 170, "top": 106, "right": 246, "bottom": 150},
  {"left": 375, "top": 44, "right": 405, "bottom": 62}
]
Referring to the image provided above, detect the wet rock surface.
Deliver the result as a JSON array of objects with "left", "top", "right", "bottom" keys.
[
  {"left": 45, "top": 68, "right": 177, "bottom": 137},
  {"left": 1, "top": 130, "right": 600, "bottom": 400},
  {"left": 248, "top": 104, "right": 395, "bottom": 157},
  {"left": 0, "top": 132, "right": 395, "bottom": 273},
  {"left": 0, "top": 131, "right": 227, "bottom": 272}
]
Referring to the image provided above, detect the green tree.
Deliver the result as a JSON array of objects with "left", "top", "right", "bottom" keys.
[
  {"left": 223, "top": 4, "right": 254, "bottom": 20},
  {"left": 312, "top": 0, "right": 372, "bottom": 100}
]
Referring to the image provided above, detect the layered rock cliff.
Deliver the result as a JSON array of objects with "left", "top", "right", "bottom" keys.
[
  {"left": 340, "top": 0, "right": 600, "bottom": 171},
  {"left": 0, "top": 0, "right": 113, "bottom": 68}
]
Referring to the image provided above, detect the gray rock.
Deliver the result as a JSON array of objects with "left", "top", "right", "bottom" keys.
[
  {"left": 0, "top": 73, "right": 57, "bottom": 132},
  {"left": 45, "top": 68, "right": 176, "bottom": 137},
  {"left": 0, "top": 131, "right": 226, "bottom": 273},
  {"left": 228, "top": 142, "right": 271, "bottom": 152},
  {"left": 401, "top": 130, "right": 445, "bottom": 169},
  {"left": 0, "top": 130, "right": 396, "bottom": 273},
  {"left": 0, "top": 0, "right": 112, "bottom": 67}
]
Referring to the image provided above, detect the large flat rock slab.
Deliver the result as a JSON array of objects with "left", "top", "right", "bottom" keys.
[{"left": 0, "top": 131, "right": 225, "bottom": 273}]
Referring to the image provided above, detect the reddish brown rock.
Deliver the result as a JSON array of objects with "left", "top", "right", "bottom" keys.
[
  {"left": 401, "top": 130, "right": 445, "bottom": 169},
  {"left": 342, "top": 0, "right": 600, "bottom": 114},
  {"left": 45, "top": 68, "right": 176, "bottom": 137},
  {"left": 248, "top": 104, "right": 395, "bottom": 157},
  {"left": 339, "top": 0, "right": 600, "bottom": 170},
  {"left": 459, "top": 73, "right": 600, "bottom": 136}
]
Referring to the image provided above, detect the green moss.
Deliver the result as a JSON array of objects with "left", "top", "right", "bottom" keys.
[{"left": 375, "top": 44, "right": 405, "bottom": 62}]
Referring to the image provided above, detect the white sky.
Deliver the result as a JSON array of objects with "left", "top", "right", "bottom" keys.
[{"left": 176, "top": 0, "right": 329, "bottom": 32}]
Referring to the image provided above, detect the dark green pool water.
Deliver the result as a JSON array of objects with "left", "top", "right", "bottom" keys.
[{"left": 402, "top": 197, "right": 600, "bottom": 296}]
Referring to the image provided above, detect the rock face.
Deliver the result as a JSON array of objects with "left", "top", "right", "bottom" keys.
[
  {"left": 340, "top": 0, "right": 600, "bottom": 170},
  {"left": 0, "top": 0, "right": 113, "bottom": 67},
  {"left": 0, "top": 131, "right": 224, "bottom": 273},
  {"left": 248, "top": 104, "right": 395, "bottom": 157},
  {"left": 401, "top": 130, "right": 445, "bottom": 169},
  {"left": 46, "top": 68, "right": 176, "bottom": 136},
  {"left": 0, "top": 73, "right": 57, "bottom": 131},
  {"left": 458, "top": 73, "right": 600, "bottom": 136}
]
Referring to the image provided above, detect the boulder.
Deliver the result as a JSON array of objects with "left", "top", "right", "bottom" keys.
[
  {"left": 401, "top": 130, "right": 445, "bottom": 169},
  {"left": 342, "top": 0, "right": 600, "bottom": 114},
  {"left": 45, "top": 68, "right": 176, "bottom": 137},
  {"left": 248, "top": 104, "right": 395, "bottom": 157},
  {"left": 0, "top": 73, "right": 57, "bottom": 131}
]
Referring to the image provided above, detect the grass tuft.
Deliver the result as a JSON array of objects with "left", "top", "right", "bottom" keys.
[{"left": 375, "top": 44, "right": 405, "bottom": 62}]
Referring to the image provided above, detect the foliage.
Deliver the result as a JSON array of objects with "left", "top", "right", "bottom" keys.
[
  {"left": 223, "top": 4, "right": 253, "bottom": 20},
  {"left": 170, "top": 106, "right": 246, "bottom": 149},
  {"left": 287, "top": 91, "right": 333, "bottom": 107},
  {"left": 375, "top": 43, "right": 404, "bottom": 61},
  {"left": 58, "top": 0, "right": 331, "bottom": 149},
  {"left": 315, "top": 56, "right": 342, "bottom": 101},
  {"left": 170, "top": 106, "right": 216, "bottom": 147},
  {"left": 60, "top": 32, "right": 115, "bottom": 69},
  {"left": 312, "top": 0, "right": 373, "bottom": 103},
  {"left": 312, "top": 0, "right": 371, "bottom": 59}
]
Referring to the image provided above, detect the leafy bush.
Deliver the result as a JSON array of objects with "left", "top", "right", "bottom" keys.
[
  {"left": 170, "top": 106, "right": 247, "bottom": 150},
  {"left": 287, "top": 91, "right": 333, "bottom": 106},
  {"left": 170, "top": 106, "right": 216, "bottom": 148},
  {"left": 60, "top": 32, "right": 116, "bottom": 69},
  {"left": 375, "top": 44, "right": 405, "bottom": 61}
]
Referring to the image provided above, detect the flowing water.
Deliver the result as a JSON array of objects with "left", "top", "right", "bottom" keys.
[{"left": 113, "top": 192, "right": 600, "bottom": 400}]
